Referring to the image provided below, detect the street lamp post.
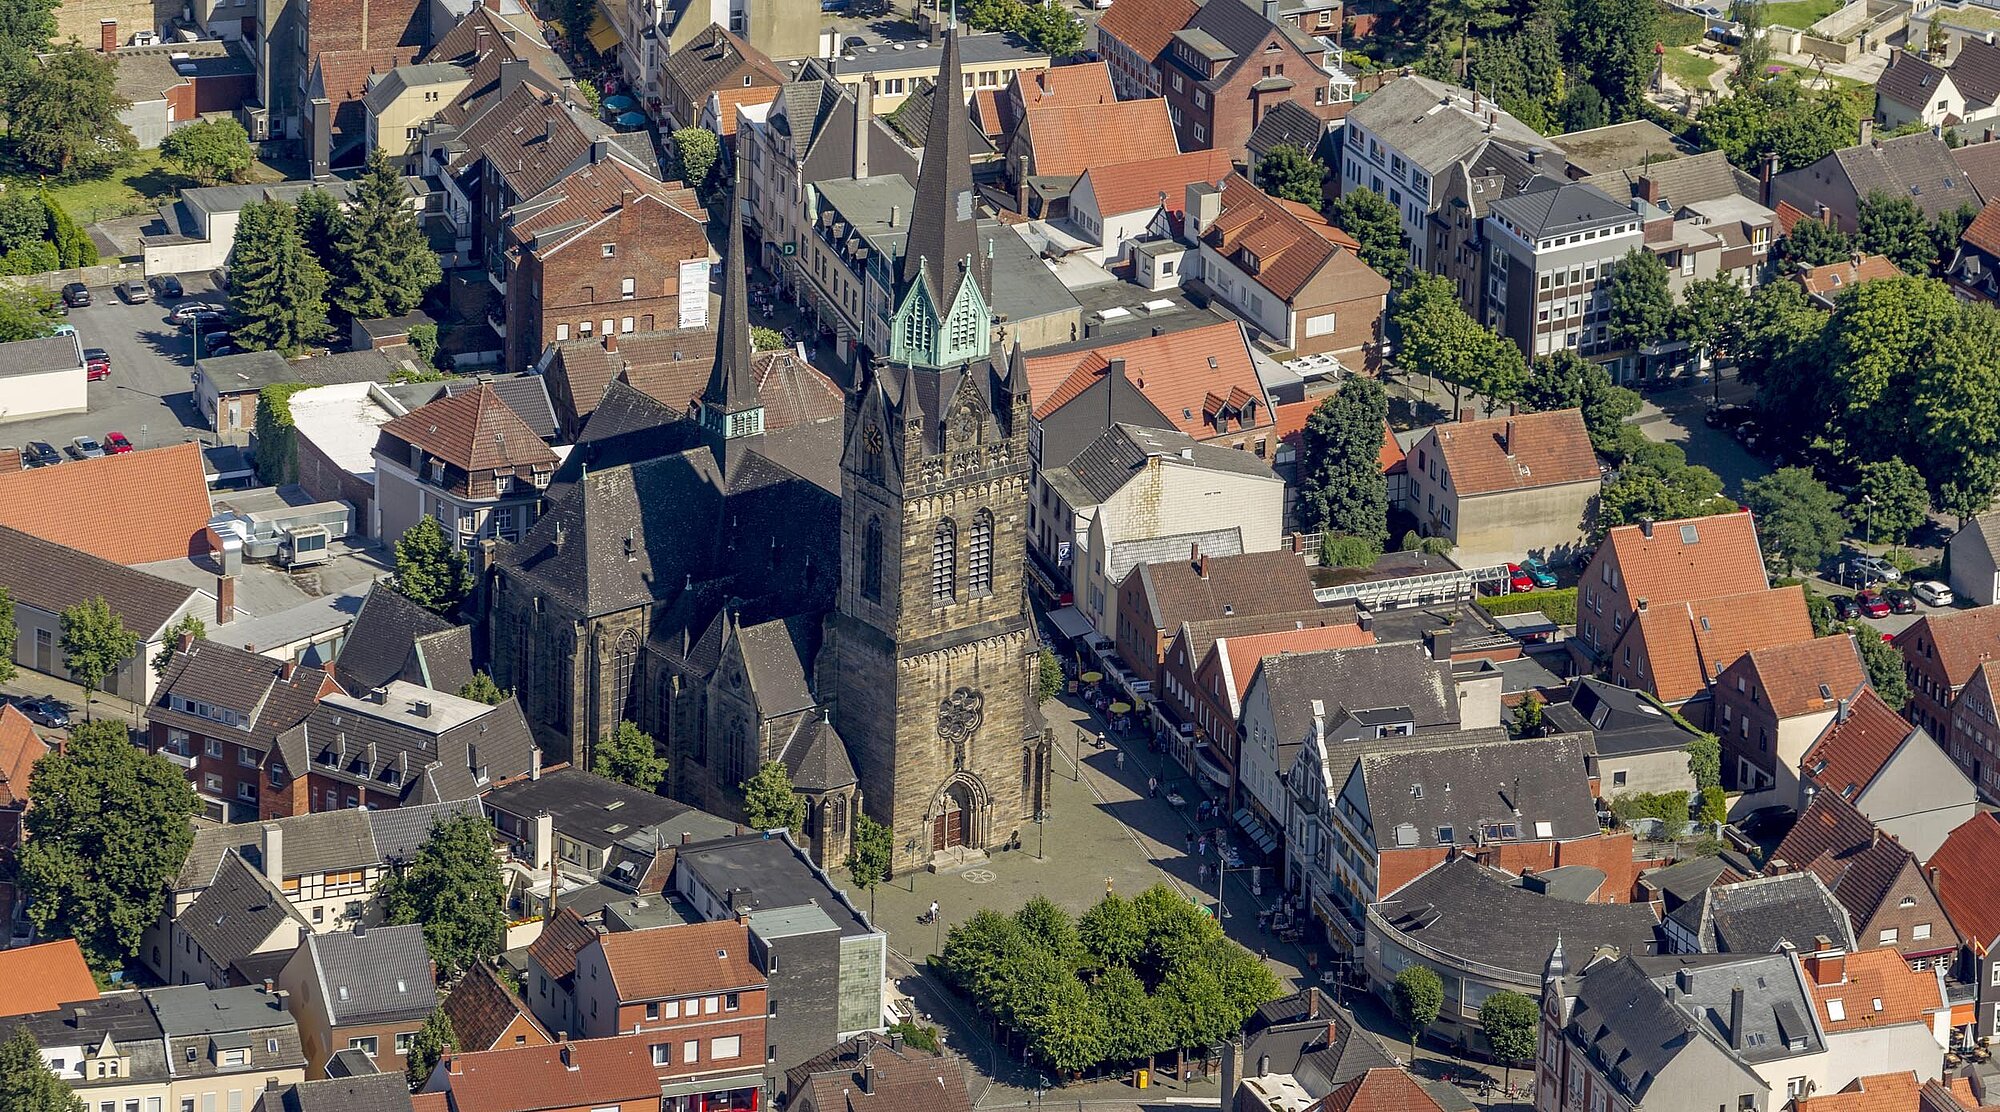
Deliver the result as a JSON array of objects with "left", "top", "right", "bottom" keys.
[
  {"left": 1862, "top": 495, "right": 1876, "bottom": 546},
  {"left": 1035, "top": 810, "right": 1047, "bottom": 860},
  {"left": 1074, "top": 726, "right": 1083, "bottom": 781}
]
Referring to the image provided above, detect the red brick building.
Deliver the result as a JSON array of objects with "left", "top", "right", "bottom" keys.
[
  {"left": 1137, "top": 0, "right": 1349, "bottom": 154},
  {"left": 1890, "top": 605, "right": 2000, "bottom": 756},
  {"left": 503, "top": 159, "right": 709, "bottom": 373},
  {"left": 0, "top": 706, "right": 47, "bottom": 862},
  {"left": 147, "top": 638, "right": 336, "bottom": 823},
  {"left": 430, "top": 1035, "right": 665, "bottom": 1112}
]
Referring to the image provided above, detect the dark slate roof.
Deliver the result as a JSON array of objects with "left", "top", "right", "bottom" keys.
[
  {"left": 1357, "top": 735, "right": 1599, "bottom": 854},
  {"left": 152, "top": 640, "right": 330, "bottom": 750},
  {"left": 1637, "top": 852, "right": 1756, "bottom": 911},
  {"left": 366, "top": 797, "right": 485, "bottom": 864},
  {"left": 1249, "top": 98, "right": 1333, "bottom": 159},
  {"left": 779, "top": 713, "right": 857, "bottom": 791},
  {"left": 1580, "top": 149, "right": 1761, "bottom": 209},
  {"left": 1241, "top": 990, "right": 1402, "bottom": 1099},
  {"left": 733, "top": 613, "right": 820, "bottom": 719},
  {"left": 1372, "top": 858, "right": 1659, "bottom": 980},
  {"left": 441, "top": 374, "right": 559, "bottom": 440},
  {"left": 1561, "top": 955, "right": 1707, "bottom": 1103},
  {"left": 180, "top": 852, "right": 310, "bottom": 970},
  {"left": 276, "top": 686, "right": 535, "bottom": 804},
  {"left": 13, "top": 994, "right": 166, "bottom": 1078},
  {"left": 484, "top": 767, "right": 728, "bottom": 852},
  {"left": 660, "top": 23, "right": 781, "bottom": 113},
  {"left": 674, "top": 832, "right": 874, "bottom": 937},
  {"left": 148, "top": 984, "right": 307, "bottom": 1079},
  {"left": 334, "top": 582, "right": 459, "bottom": 696},
  {"left": 301, "top": 925, "right": 437, "bottom": 1025},
  {"left": 1665, "top": 872, "right": 1857, "bottom": 953},
  {"left": 1825, "top": 132, "right": 1982, "bottom": 219},
  {"left": 178, "top": 809, "right": 377, "bottom": 890},
  {"left": 1583, "top": 951, "right": 1825, "bottom": 1090},
  {"left": 1877, "top": 49, "right": 1951, "bottom": 113},
  {"left": 547, "top": 378, "right": 699, "bottom": 499},
  {"left": 322, "top": 1048, "right": 380, "bottom": 1077},
  {"left": 1544, "top": 676, "right": 1702, "bottom": 758},
  {"left": 0, "top": 524, "right": 198, "bottom": 638},
  {"left": 1487, "top": 176, "right": 1634, "bottom": 237},
  {"left": 275, "top": 1073, "right": 414, "bottom": 1112},
  {"left": 403, "top": 626, "right": 476, "bottom": 695},
  {"left": 1258, "top": 640, "right": 1459, "bottom": 753},
  {"left": 1051, "top": 422, "right": 1276, "bottom": 506}
]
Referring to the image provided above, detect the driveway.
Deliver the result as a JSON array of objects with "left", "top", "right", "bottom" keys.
[
  {"left": 1, "top": 274, "right": 225, "bottom": 456},
  {"left": 1631, "top": 372, "right": 1772, "bottom": 497}
]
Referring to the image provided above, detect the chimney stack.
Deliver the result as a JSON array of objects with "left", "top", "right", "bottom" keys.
[
  {"left": 1806, "top": 942, "right": 1845, "bottom": 986},
  {"left": 861, "top": 1063, "right": 875, "bottom": 1094},
  {"left": 560, "top": 1043, "right": 576, "bottom": 1071},
  {"left": 530, "top": 746, "right": 542, "bottom": 781},
  {"left": 1729, "top": 985, "right": 1746, "bottom": 1049},
  {"left": 1639, "top": 517, "right": 1655, "bottom": 539},
  {"left": 217, "top": 574, "right": 236, "bottom": 625},
  {"left": 853, "top": 78, "right": 872, "bottom": 178},
  {"left": 99, "top": 18, "right": 117, "bottom": 52},
  {"left": 280, "top": 658, "right": 297, "bottom": 682},
  {"left": 533, "top": 811, "right": 553, "bottom": 874},
  {"left": 260, "top": 823, "right": 285, "bottom": 885},
  {"left": 604, "top": 332, "right": 617, "bottom": 353},
  {"left": 1860, "top": 118, "right": 1875, "bottom": 146},
  {"left": 1503, "top": 418, "right": 1516, "bottom": 457}
]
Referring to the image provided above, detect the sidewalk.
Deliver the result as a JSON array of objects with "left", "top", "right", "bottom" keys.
[{"left": 1, "top": 670, "right": 146, "bottom": 735}]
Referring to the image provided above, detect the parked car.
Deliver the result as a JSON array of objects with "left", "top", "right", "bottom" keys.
[
  {"left": 847, "top": 0, "right": 891, "bottom": 14},
  {"left": 1912, "top": 580, "right": 1956, "bottom": 606},
  {"left": 16, "top": 696, "right": 70, "bottom": 729},
  {"left": 117, "top": 278, "right": 150, "bottom": 303},
  {"left": 1506, "top": 564, "right": 1535, "bottom": 592},
  {"left": 1833, "top": 595, "right": 1861, "bottom": 621},
  {"left": 1851, "top": 555, "right": 1901, "bottom": 583},
  {"left": 1856, "top": 589, "right": 1891, "bottom": 619},
  {"left": 1886, "top": 590, "right": 1917, "bottom": 614},
  {"left": 171, "top": 303, "right": 224, "bottom": 327},
  {"left": 61, "top": 282, "right": 91, "bottom": 308},
  {"left": 22, "top": 441, "right": 61, "bottom": 468},
  {"left": 200, "top": 333, "right": 233, "bottom": 355},
  {"left": 84, "top": 347, "right": 110, "bottom": 381},
  {"left": 103, "top": 431, "right": 133, "bottom": 454},
  {"left": 68, "top": 435, "right": 106, "bottom": 460},
  {"left": 1704, "top": 403, "right": 1752, "bottom": 429},
  {"left": 1521, "top": 557, "right": 1558, "bottom": 588},
  {"left": 148, "top": 274, "right": 184, "bottom": 300},
  {"left": 1738, "top": 804, "right": 1795, "bottom": 838},
  {"left": 47, "top": 322, "right": 76, "bottom": 338}
]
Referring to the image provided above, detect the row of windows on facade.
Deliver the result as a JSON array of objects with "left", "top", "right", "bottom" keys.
[{"left": 858, "top": 512, "right": 996, "bottom": 603}]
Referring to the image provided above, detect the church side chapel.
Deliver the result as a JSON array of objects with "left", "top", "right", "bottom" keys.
[{"left": 482, "top": 23, "right": 1049, "bottom": 872}]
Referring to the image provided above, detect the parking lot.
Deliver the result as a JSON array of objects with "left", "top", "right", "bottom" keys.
[{"left": 0, "top": 275, "right": 226, "bottom": 459}]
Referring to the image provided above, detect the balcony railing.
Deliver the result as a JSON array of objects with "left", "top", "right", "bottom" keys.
[{"left": 162, "top": 750, "right": 196, "bottom": 769}]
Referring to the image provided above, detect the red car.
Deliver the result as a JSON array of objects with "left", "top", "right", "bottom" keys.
[
  {"left": 103, "top": 431, "right": 132, "bottom": 454},
  {"left": 83, "top": 347, "right": 109, "bottom": 381},
  {"left": 1506, "top": 564, "right": 1534, "bottom": 592},
  {"left": 1856, "top": 589, "right": 1891, "bottom": 619}
]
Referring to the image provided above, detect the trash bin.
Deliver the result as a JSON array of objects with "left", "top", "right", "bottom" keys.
[{"left": 1135, "top": 1069, "right": 1149, "bottom": 1089}]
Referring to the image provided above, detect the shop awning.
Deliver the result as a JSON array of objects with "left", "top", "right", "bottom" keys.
[
  {"left": 1193, "top": 743, "right": 1231, "bottom": 789},
  {"left": 1952, "top": 1001, "right": 1977, "bottom": 1028},
  {"left": 1046, "top": 605, "right": 1094, "bottom": 641},
  {"left": 1233, "top": 807, "right": 1278, "bottom": 855},
  {"left": 659, "top": 1071, "right": 766, "bottom": 1099},
  {"left": 586, "top": 7, "right": 621, "bottom": 53}
]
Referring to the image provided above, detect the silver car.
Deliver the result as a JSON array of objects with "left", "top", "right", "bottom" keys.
[
  {"left": 68, "top": 435, "right": 107, "bottom": 460},
  {"left": 1851, "top": 555, "right": 1901, "bottom": 583}
]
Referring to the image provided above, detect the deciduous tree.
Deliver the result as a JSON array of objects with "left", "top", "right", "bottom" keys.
[
  {"left": 1855, "top": 630, "right": 1910, "bottom": 710},
  {"left": 1673, "top": 275, "right": 1749, "bottom": 370},
  {"left": 0, "top": 587, "right": 15, "bottom": 684},
  {"left": 1036, "top": 649, "right": 1063, "bottom": 704},
  {"left": 1480, "top": 991, "right": 1539, "bottom": 1088},
  {"left": 393, "top": 516, "right": 473, "bottom": 616},
  {"left": 405, "top": 1007, "right": 455, "bottom": 1089},
  {"left": 5, "top": 45, "right": 135, "bottom": 177},
  {"left": 1296, "top": 376, "right": 1388, "bottom": 543},
  {"left": 19, "top": 719, "right": 200, "bottom": 975},
  {"left": 1392, "top": 964, "right": 1443, "bottom": 1058},
  {"left": 0, "top": 281, "right": 58, "bottom": 342},
  {"left": 1326, "top": 188, "right": 1408, "bottom": 277},
  {"left": 1521, "top": 350, "right": 1641, "bottom": 453},
  {"left": 1606, "top": 248, "right": 1674, "bottom": 357},
  {"left": 669, "top": 128, "right": 720, "bottom": 200},
  {"left": 1016, "top": 2, "right": 1084, "bottom": 58},
  {"left": 59, "top": 597, "right": 137, "bottom": 715},
  {"left": 160, "top": 117, "right": 254, "bottom": 185},
  {"left": 0, "top": 0, "right": 56, "bottom": 97},
  {"left": 151, "top": 614, "right": 205, "bottom": 680},
  {"left": 593, "top": 720, "right": 667, "bottom": 793},
  {"left": 1597, "top": 443, "right": 1728, "bottom": 531},
  {"left": 458, "top": 672, "right": 507, "bottom": 705},
  {"left": 1743, "top": 467, "right": 1846, "bottom": 575},
  {"left": 1859, "top": 191, "right": 1936, "bottom": 275},
  {"left": 741, "top": 760, "right": 805, "bottom": 834},
  {"left": 1256, "top": 144, "right": 1325, "bottom": 208},
  {"left": 381, "top": 812, "right": 507, "bottom": 979},
  {"left": 844, "top": 813, "right": 892, "bottom": 919},
  {"left": 1851, "top": 459, "right": 1930, "bottom": 545}
]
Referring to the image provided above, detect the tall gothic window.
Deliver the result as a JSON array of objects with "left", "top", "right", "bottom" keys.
[
  {"left": 902, "top": 302, "right": 934, "bottom": 353},
  {"left": 949, "top": 301, "right": 979, "bottom": 350},
  {"left": 932, "top": 519, "right": 957, "bottom": 603},
  {"left": 969, "top": 509, "right": 994, "bottom": 596},
  {"left": 863, "top": 517, "right": 884, "bottom": 601},
  {"left": 612, "top": 629, "right": 639, "bottom": 721}
]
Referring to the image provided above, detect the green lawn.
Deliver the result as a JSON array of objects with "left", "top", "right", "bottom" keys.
[
  {"left": 10, "top": 149, "right": 289, "bottom": 225},
  {"left": 1663, "top": 48, "right": 1723, "bottom": 89},
  {"left": 1761, "top": 0, "right": 1843, "bottom": 28}
]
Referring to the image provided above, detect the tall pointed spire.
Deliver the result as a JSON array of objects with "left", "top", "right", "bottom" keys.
[
  {"left": 898, "top": 23, "right": 982, "bottom": 310},
  {"left": 701, "top": 154, "right": 763, "bottom": 462}
]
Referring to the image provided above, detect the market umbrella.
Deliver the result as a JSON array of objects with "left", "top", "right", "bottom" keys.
[
  {"left": 1080, "top": 671, "right": 1103, "bottom": 683},
  {"left": 615, "top": 111, "right": 649, "bottom": 128},
  {"left": 604, "top": 94, "right": 637, "bottom": 110},
  {"left": 1110, "top": 702, "right": 1132, "bottom": 714}
]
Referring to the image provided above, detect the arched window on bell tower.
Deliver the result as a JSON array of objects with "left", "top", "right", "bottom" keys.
[
  {"left": 863, "top": 517, "right": 884, "bottom": 602},
  {"left": 932, "top": 519, "right": 957, "bottom": 603},
  {"left": 969, "top": 509, "right": 994, "bottom": 596}
]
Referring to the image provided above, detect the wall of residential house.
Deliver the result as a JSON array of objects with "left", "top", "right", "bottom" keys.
[
  {"left": 1235, "top": 674, "right": 1289, "bottom": 835},
  {"left": 294, "top": 429, "right": 378, "bottom": 539},
  {"left": 368, "top": 81, "right": 468, "bottom": 175},
  {"left": 527, "top": 953, "right": 581, "bottom": 1040},
  {"left": 1408, "top": 471, "right": 1598, "bottom": 571},
  {"left": 1850, "top": 741, "right": 1977, "bottom": 862},
  {"left": 1596, "top": 745, "right": 1694, "bottom": 800},
  {"left": 1817, "top": 1019, "right": 1949, "bottom": 1084},
  {"left": 506, "top": 198, "right": 710, "bottom": 375},
  {"left": 149, "top": 721, "right": 268, "bottom": 820},
  {"left": 570, "top": 945, "right": 769, "bottom": 1077},
  {"left": 756, "top": 929, "right": 839, "bottom": 1072},
  {"left": 1946, "top": 531, "right": 2000, "bottom": 607},
  {"left": 5, "top": 596, "right": 186, "bottom": 706},
  {"left": 1288, "top": 281, "right": 1384, "bottom": 364}
]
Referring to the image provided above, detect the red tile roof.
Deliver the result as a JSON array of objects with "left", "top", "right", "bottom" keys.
[
  {"left": 526, "top": 907, "right": 596, "bottom": 985},
  {"left": 1802, "top": 686, "right": 1919, "bottom": 801},
  {"left": 1076, "top": 148, "right": 1234, "bottom": 219},
  {"left": 1022, "top": 319, "right": 1270, "bottom": 440},
  {"left": 1013, "top": 62, "right": 1115, "bottom": 108},
  {"left": 1315, "top": 1068, "right": 1450, "bottom": 1112},
  {"left": 1205, "top": 174, "right": 1382, "bottom": 304},
  {"left": 382, "top": 384, "right": 559, "bottom": 473},
  {"left": 1891, "top": 605, "right": 2000, "bottom": 688},
  {"left": 1799, "top": 1073, "right": 1952, "bottom": 1112},
  {"left": 443, "top": 962, "right": 550, "bottom": 1053},
  {"left": 1740, "top": 635, "right": 1867, "bottom": 719},
  {"left": 441, "top": 1035, "right": 661, "bottom": 1112},
  {"left": 1929, "top": 811, "right": 2000, "bottom": 945},
  {"left": 0, "top": 704, "right": 46, "bottom": 811},
  {"left": 1627, "top": 585, "right": 1813, "bottom": 702},
  {"left": 505, "top": 157, "right": 705, "bottom": 261},
  {"left": 1425, "top": 409, "right": 1599, "bottom": 495},
  {"left": 1096, "top": 0, "right": 1199, "bottom": 72},
  {"left": 708, "top": 83, "right": 775, "bottom": 138},
  {"left": 0, "top": 939, "right": 99, "bottom": 1018},
  {"left": 0, "top": 441, "right": 213, "bottom": 565},
  {"left": 1024, "top": 98, "right": 1178, "bottom": 178},
  {"left": 595, "top": 920, "right": 763, "bottom": 1001},
  {"left": 1961, "top": 198, "right": 2000, "bottom": 258},
  {"left": 1602, "top": 512, "right": 1768, "bottom": 611},
  {"left": 1802, "top": 947, "right": 1946, "bottom": 1033},
  {"left": 1217, "top": 623, "right": 1375, "bottom": 704},
  {"left": 1796, "top": 254, "right": 1905, "bottom": 301}
]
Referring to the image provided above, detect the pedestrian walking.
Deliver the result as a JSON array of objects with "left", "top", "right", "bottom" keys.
[
  {"left": 1115, "top": 751, "right": 1125, "bottom": 770},
  {"left": 1185, "top": 831, "right": 1195, "bottom": 851},
  {"left": 1148, "top": 776, "right": 1158, "bottom": 797}
]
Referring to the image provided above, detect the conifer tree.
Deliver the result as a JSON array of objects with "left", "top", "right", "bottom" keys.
[
  {"left": 228, "top": 200, "right": 331, "bottom": 355},
  {"left": 333, "top": 150, "right": 441, "bottom": 321}
]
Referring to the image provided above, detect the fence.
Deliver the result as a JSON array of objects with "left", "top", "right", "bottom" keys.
[{"left": 5, "top": 262, "right": 144, "bottom": 294}]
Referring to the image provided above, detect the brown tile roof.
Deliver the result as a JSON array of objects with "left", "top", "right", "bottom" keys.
[
  {"left": 314, "top": 47, "right": 423, "bottom": 108},
  {"left": 1891, "top": 605, "right": 2000, "bottom": 688},
  {"left": 615, "top": 328, "right": 720, "bottom": 413},
  {"left": 1022, "top": 319, "right": 1271, "bottom": 440},
  {"left": 1316, "top": 1068, "right": 1450, "bottom": 1112},
  {"left": 595, "top": 920, "right": 762, "bottom": 1001},
  {"left": 1775, "top": 200, "right": 1813, "bottom": 236},
  {"left": 1024, "top": 98, "right": 1177, "bottom": 178},
  {"left": 1627, "top": 585, "right": 1813, "bottom": 702},
  {"left": 525, "top": 906, "right": 596, "bottom": 985},
  {"left": 1079, "top": 148, "right": 1233, "bottom": 219},
  {"left": 1602, "top": 512, "right": 1769, "bottom": 612},
  {"left": 1096, "top": 0, "right": 1200, "bottom": 71},
  {"left": 443, "top": 963, "right": 550, "bottom": 1052},
  {"left": 1217, "top": 623, "right": 1375, "bottom": 704},
  {"left": 0, "top": 441, "right": 212, "bottom": 565},
  {"left": 0, "top": 704, "right": 45, "bottom": 811},
  {"left": 1803, "top": 946, "right": 1945, "bottom": 1032},
  {"left": 1802, "top": 686, "right": 1918, "bottom": 802},
  {"left": 1773, "top": 791, "right": 1955, "bottom": 952},
  {"left": 442, "top": 1035, "right": 661, "bottom": 1112},
  {"left": 1274, "top": 403, "right": 1403, "bottom": 472},
  {"left": 0, "top": 939, "right": 99, "bottom": 1018},
  {"left": 1800, "top": 1073, "right": 1969, "bottom": 1112},
  {"left": 506, "top": 157, "right": 704, "bottom": 260},
  {"left": 382, "top": 383, "right": 558, "bottom": 473},
  {"left": 747, "top": 350, "right": 843, "bottom": 432},
  {"left": 1205, "top": 173, "right": 1372, "bottom": 303},
  {"left": 798, "top": 1045, "right": 974, "bottom": 1112},
  {"left": 1961, "top": 198, "right": 2000, "bottom": 258},
  {"left": 1796, "top": 254, "right": 1905, "bottom": 302},
  {"left": 1928, "top": 811, "right": 2000, "bottom": 944},
  {"left": 152, "top": 639, "right": 330, "bottom": 749},
  {"left": 411, "top": 1093, "right": 450, "bottom": 1112},
  {"left": 453, "top": 83, "right": 603, "bottom": 201},
  {"left": 1954, "top": 139, "right": 2000, "bottom": 201},
  {"left": 1739, "top": 635, "right": 1866, "bottom": 719},
  {"left": 1129, "top": 547, "right": 1320, "bottom": 632},
  {"left": 661, "top": 24, "right": 784, "bottom": 113},
  {"left": 1425, "top": 409, "right": 1599, "bottom": 495}
]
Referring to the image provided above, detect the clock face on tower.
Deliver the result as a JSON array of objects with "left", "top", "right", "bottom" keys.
[
  {"left": 864, "top": 425, "right": 884, "bottom": 454},
  {"left": 951, "top": 400, "right": 979, "bottom": 446}
]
